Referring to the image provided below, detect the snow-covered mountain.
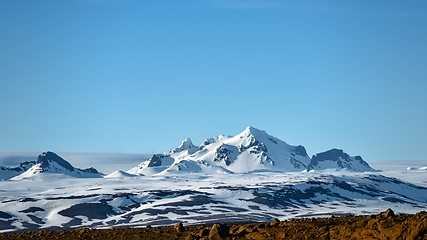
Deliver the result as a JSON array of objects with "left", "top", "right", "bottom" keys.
[
  {"left": 12, "top": 152, "right": 103, "bottom": 180},
  {"left": 308, "top": 149, "right": 375, "bottom": 172},
  {"left": 128, "top": 126, "right": 374, "bottom": 175},
  {"left": 0, "top": 161, "right": 36, "bottom": 180},
  {"left": 0, "top": 128, "right": 425, "bottom": 233}
]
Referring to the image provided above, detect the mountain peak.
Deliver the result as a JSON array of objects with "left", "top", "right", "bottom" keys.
[
  {"left": 12, "top": 152, "right": 102, "bottom": 180},
  {"left": 128, "top": 127, "right": 373, "bottom": 175},
  {"left": 178, "top": 138, "right": 195, "bottom": 150},
  {"left": 38, "top": 151, "right": 75, "bottom": 171},
  {"left": 309, "top": 148, "right": 375, "bottom": 172},
  {"left": 244, "top": 126, "right": 262, "bottom": 133},
  {"left": 241, "top": 126, "right": 269, "bottom": 138}
]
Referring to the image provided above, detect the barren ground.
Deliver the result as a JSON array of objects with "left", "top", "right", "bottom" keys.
[{"left": 0, "top": 209, "right": 426, "bottom": 240}]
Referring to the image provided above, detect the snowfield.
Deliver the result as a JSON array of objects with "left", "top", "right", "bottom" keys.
[
  {"left": 0, "top": 127, "right": 426, "bottom": 233},
  {"left": 1, "top": 170, "right": 427, "bottom": 233}
]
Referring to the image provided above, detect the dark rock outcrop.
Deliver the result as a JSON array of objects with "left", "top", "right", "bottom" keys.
[
  {"left": 38, "top": 152, "right": 75, "bottom": 171},
  {"left": 308, "top": 148, "right": 374, "bottom": 172}
]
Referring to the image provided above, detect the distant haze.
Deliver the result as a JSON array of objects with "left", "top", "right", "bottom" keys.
[{"left": 0, "top": 152, "right": 152, "bottom": 174}]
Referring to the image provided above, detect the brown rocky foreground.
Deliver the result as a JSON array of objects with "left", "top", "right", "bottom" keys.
[{"left": 1, "top": 209, "right": 426, "bottom": 240}]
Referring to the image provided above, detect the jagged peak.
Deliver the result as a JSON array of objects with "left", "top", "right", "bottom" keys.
[
  {"left": 178, "top": 138, "right": 195, "bottom": 150},
  {"left": 37, "top": 151, "right": 75, "bottom": 171}
]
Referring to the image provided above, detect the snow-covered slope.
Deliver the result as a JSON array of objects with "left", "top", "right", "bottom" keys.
[
  {"left": 12, "top": 152, "right": 103, "bottom": 180},
  {"left": 308, "top": 149, "right": 375, "bottom": 172},
  {"left": 105, "top": 170, "right": 137, "bottom": 178},
  {"left": 0, "top": 161, "right": 36, "bottom": 180},
  {"left": 1, "top": 171, "right": 427, "bottom": 233},
  {"left": 129, "top": 126, "right": 375, "bottom": 175}
]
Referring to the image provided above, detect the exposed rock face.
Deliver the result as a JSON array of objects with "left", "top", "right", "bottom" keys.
[
  {"left": 38, "top": 152, "right": 75, "bottom": 172},
  {"left": 293, "top": 145, "right": 309, "bottom": 157},
  {"left": 146, "top": 154, "right": 164, "bottom": 167},
  {"left": 178, "top": 138, "right": 195, "bottom": 150},
  {"left": 214, "top": 144, "right": 237, "bottom": 166},
  {"left": 381, "top": 208, "right": 395, "bottom": 218},
  {"left": 173, "top": 222, "right": 184, "bottom": 233},
  {"left": 308, "top": 148, "right": 375, "bottom": 172},
  {"left": 209, "top": 223, "right": 228, "bottom": 239}
]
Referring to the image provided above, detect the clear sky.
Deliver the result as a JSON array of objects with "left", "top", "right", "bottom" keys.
[{"left": 0, "top": 0, "right": 426, "bottom": 161}]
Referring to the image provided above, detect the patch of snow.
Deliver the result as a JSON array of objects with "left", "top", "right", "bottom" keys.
[{"left": 105, "top": 170, "right": 137, "bottom": 179}]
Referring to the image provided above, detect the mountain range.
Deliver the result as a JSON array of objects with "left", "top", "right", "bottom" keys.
[
  {"left": 1, "top": 126, "right": 375, "bottom": 180},
  {"left": 1, "top": 127, "right": 427, "bottom": 233},
  {"left": 128, "top": 126, "right": 375, "bottom": 176}
]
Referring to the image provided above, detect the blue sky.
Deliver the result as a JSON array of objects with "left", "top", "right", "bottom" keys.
[{"left": 0, "top": 0, "right": 426, "bottom": 161}]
